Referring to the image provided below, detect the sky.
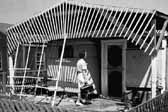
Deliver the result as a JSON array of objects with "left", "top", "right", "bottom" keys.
[{"left": 0, "top": 0, "right": 168, "bottom": 24}]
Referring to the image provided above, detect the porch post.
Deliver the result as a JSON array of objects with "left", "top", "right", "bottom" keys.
[
  {"left": 151, "top": 55, "right": 157, "bottom": 98},
  {"left": 51, "top": 34, "right": 67, "bottom": 106},
  {"left": 166, "top": 43, "right": 168, "bottom": 90},
  {"left": 8, "top": 55, "right": 14, "bottom": 94},
  {"left": 161, "top": 39, "right": 167, "bottom": 93},
  {"left": 151, "top": 19, "right": 157, "bottom": 98}
]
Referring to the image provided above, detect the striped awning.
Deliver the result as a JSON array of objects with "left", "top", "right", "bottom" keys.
[{"left": 7, "top": 0, "right": 159, "bottom": 55}]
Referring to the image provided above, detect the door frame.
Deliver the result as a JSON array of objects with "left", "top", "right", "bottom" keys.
[{"left": 101, "top": 39, "right": 127, "bottom": 97}]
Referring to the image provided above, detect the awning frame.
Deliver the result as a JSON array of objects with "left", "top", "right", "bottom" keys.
[{"left": 6, "top": 0, "right": 168, "bottom": 56}]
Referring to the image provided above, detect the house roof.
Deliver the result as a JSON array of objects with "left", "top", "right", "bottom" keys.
[{"left": 6, "top": 0, "right": 168, "bottom": 55}]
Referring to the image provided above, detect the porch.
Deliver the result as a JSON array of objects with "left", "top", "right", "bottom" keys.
[
  {"left": 0, "top": 89, "right": 168, "bottom": 112},
  {"left": 5, "top": 0, "right": 168, "bottom": 110}
]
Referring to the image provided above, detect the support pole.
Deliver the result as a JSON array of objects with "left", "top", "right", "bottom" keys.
[
  {"left": 8, "top": 43, "right": 19, "bottom": 95},
  {"left": 20, "top": 42, "right": 31, "bottom": 99},
  {"left": 34, "top": 41, "right": 46, "bottom": 95},
  {"left": 51, "top": 1, "right": 67, "bottom": 106},
  {"left": 51, "top": 34, "right": 67, "bottom": 106},
  {"left": 166, "top": 43, "right": 168, "bottom": 90},
  {"left": 13, "top": 44, "right": 20, "bottom": 92},
  {"left": 8, "top": 56, "right": 14, "bottom": 94},
  {"left": 156, "top": 20, "right": 168, "bottom": 51},
  {"left": 161, "top": 39, "right": 167, "bottom": 93},
  {"left": 151, "top": 55, "right": 157, "bottom": 98}
]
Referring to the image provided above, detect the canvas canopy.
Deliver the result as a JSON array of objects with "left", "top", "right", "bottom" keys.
[{"left": 6, "top": 0, "right": 168, "bottom": 55}]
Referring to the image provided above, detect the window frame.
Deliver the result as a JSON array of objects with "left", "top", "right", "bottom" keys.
[
  {"left": 35, "top": 49, "right": 46, "bottom": 70},
  {"left": 58, "top": 45, "right": 74, "bottom": 58}
]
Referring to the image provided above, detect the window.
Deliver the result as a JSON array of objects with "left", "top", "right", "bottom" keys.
[
  {"left": 58, "top": 45, "right": 74, "bottom": 58},
  {"left": 0, "top": 52, "right": 2, "bottom": 70},
  {"left": 35, "top": 49, "right": 45, "bottom": 70}
]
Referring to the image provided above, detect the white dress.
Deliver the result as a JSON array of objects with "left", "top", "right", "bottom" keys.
[{"left": 76, "top": 59, "right": 87, "bottom": 88}]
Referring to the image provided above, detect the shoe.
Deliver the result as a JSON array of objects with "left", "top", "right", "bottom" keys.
[
  {"left": 76, "top": 101, "right": 83, "bottom": 106},
  {"left": 82, "top": 99, "right": 92, "bottom": 105}
]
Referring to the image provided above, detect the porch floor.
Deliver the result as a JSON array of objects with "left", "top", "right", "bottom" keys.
[{"left": 23, "top": 95, "right": 126, "bottom": 112}]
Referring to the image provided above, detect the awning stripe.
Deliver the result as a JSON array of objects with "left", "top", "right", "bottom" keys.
[
  {"left": 7, "top": 32, "right": 13, "bottom": 54},
  {"left": 43, "top": 13, "right": 50, "bottom": 37},
  {"left": 31, "top": 18, "right": 41, "bottom": 42},
  {"left": 13, "top": 26, "right": 23, "bottom": 43},
  {"left": 58, "top": 5, "right": 62, "bottom": 38},
  {"left": 133, "top": 10, "right": 150, "bottom": 43},
  {"left": 114, "top": 8, "right": 128, "bottom": 37},
  {"left": 10, "top": 28, "right": 19, "bottom": 45},
  {"left": 29, "top": 19, "right": 38, "bottom": 42},
  {"left": 73, "top": 2, "right": 81, "bottom": 38},
  {"left": 92, "top": 8, "right": 104, "bottom": 37},
  {"left": 60, "top": 4, "right": 64, "bottom": 38},
  {"left": 128, "top": 10, "right": 145, "bottom": 40},
  {"left": 76, "top": 4, "right": 85, "bottom": 37},
  {"left": 38, "top": 16, "right": 47, "bottom": 42},
  {"left": 76, "top": 4, "right": 84, "bottom": 38},
  {"left": 119, "top": 9, "right": 134, "bottom": 37},
  {"left": 50, "top": 10, "right": 55, "bottom": 40},
  {"left": 79, "top": 4, "right": 88, "bottom": 37},
  {"left": 140, "top": 24, "right": 155, "bottom": 49},
  {"left": 87, "top": 7, "right": 99, "bottom": 37},
  {"left": 22, "top": 22, "right": 33, "bottom": 42},
  {"left": 50, "top": 9, "right": 55, "bottom": 40},
  {"left": 125, "top": 9, "right": 140, "bottom": 38},
  {"left": 110, "top": 8, "right": 124, "bottom": 37},
  {"left": 136, "top": 10, "right": 156, "bottom": 45},
  {"left": 66, "top": 3, "right": 70, "bottom": 36},
  {"left": 8, "top": 31, "right": 16, "bottom": 52},
  {"left": 25, "top": 21, "right": 34, "bottom": 42},
  {"left": 33, "top": 18, "right": 44, "bottom": 42},
  {"left": 19, "top": 24, "right": 27, "bottom": 42},
  {"left": 17, "top": 24, "right": 27, "bottom": 43},
  {"left": 105, "top": 8, "right": 119, "bottom": 37},
  {"left": 46, "top": 11, "right": 54, "bottom": 41},
  {"left": 98, "top": 8, "right": 109, "bottom": 37},
  {"left": 101, "top": 8, "right": 114, "bottom": 37},
  {"left": 53, "top": 7, "right": 59, "bottom": 39},
  {"left": 144, "top": 35, "right": 155, "bottom": 52},
  {"left": 8, "top": 29, "right": 17, "bottom": 48},
  {"left": 82, "top": 5, "right": 92, "bottom": 38},
  {"left": 149, "top": 48, "right": 154, "bottom": 55},
  {"left": 68, "top": 4, "right": 74, "bottom": 38}
]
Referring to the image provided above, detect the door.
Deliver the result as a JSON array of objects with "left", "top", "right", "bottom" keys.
[{"left": 101, "top": 40, "right": 126, "bottom": 97}]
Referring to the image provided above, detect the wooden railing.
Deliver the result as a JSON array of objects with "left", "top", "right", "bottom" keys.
[
  {"left": 128, "top": 91, "right": 168, "bottom": 112},
  {"left": 0, "top": 98, "right": 73, "bottom": 112},
  {"left": 7, "top": 70, "right": 47, "bottom": 95},
  {"left": 5, "top": 66, "right": 79, "bottom": 95}
]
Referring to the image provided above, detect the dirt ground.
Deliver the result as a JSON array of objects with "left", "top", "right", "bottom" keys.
[{"left": 23, "top": 95, "right": 126, "bottom": 112}]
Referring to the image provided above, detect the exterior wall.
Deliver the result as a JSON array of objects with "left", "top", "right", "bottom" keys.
[
  {"left": 17, "top": 39, "right": 168, "bottom": 95},
  {"left": 46, "top": 40, "right": 100, "bottom": 92},
  {"left": 16, "top": 40, "right": 101, "bottom": 92},
  {"left": 0, "top": 32, "right": 8, "bottom": 72},
  {"left": 126, "top": 50, "right": 152, "bottom": 88}
]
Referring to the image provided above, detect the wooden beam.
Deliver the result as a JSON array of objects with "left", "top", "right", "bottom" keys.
[
  {"left": 20, "top": 42, "right": 31, "bottom": 99},
  {"left": 166, "top": 46, "right": 168, "bottom": 90},
  {"left": 8, "top": 56, "right": 14, "bottom": 94},
  {"left": 156, "top": 20, "right": 168, "bottom": 51},
  {"left": 21, "top": 44, "right": 47, "bottom": 47},
  {"left": 151, "top": 56, "right": 157, "bottom": 98},
  {"left": 161, "top": 39, "right": 167, "bottom": 93},
  {"left": 51, "top": 34, "right": 67, "bottom": 107}
]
